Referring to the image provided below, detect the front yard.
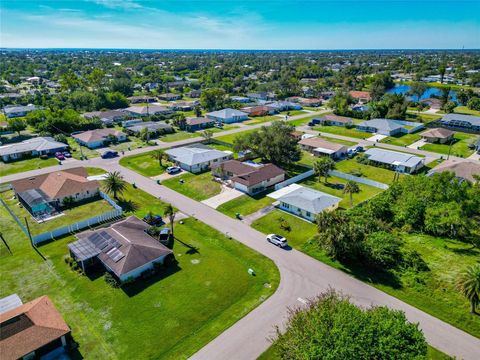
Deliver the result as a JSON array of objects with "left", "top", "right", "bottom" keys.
[
  {"left": 119, "top": 150, "right": 171, "bottom": 177},
  {"left": 335, "top": 158, "right": 405, "bottom": 185},
  {"left": 420, "top": 133, "right": 478, "bottom": 158},
  {"left": 381, "top": 132, "right": 422, "bottom": 147},
  {"left": 0, "top": 202, "right": 279, "bottom": 359},
  {"left": 217, "top": 193, "right": 274, "bottom": 218},
  {"left": 312, "top": 125, "right": 369, "bottom": 139},
  {"left": 214, "top": 128, "right": 259, "bottom": 144},
  {"left": 66, "top": 137, "right": 100, "bottom": 160},
  {"left": 159, "top": 130, "right": 199, "bottom": 143},
  {"left": 162, "top": 171, "right": 222, "bottom": 201},
  {"left": 0, "top": 157, "right": 59, "bottom": 177}
]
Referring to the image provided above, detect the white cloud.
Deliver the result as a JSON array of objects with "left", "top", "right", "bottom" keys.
[{"left": 86, "top": 0, "right": 144, "bottom": 10}]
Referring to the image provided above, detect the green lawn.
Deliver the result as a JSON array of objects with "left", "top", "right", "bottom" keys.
[
  {"left": 405, "top": 112, "right": 443, "bottom": 124},
  {"left": 381, "top": 132, "right": 422, "bottom": 146},
  {"left": 0, "top": 204, "right": 279, "bottom": 359},
  {"left": 162, "top": 172, "right": 222, "bottom": 201},
  {"left": 0, "top": 190, "right": 114, "bottom": 236},
  {"left": 160, "top": 130, "right": 199, "bottom": 142},
  {"left": 299, "top": 175, "right": 384, "bottom": 209},
  {"left": 454, "top": 105, "right": 480, "bottom": 116},
  {"left": 312, "top": 125, "right": 369, "bottom": 139},
  {"left": 208, "top": 143, "right": 237, "bottom": 157},
  {"left": 244, "top": 115, "right": 282, "bottom": 125},
  {"left": 85, "top": 167, "right": 107, "bottom": 176},
  {"left": 335, "top": 158, "right": 405, "bottom": 185},
  {"left": 251, "top": 210, "right": 317, "bottom": 249},
  {"left": 420, "top": 133, "right": 478, "bottom": 158},
  {"left": 109, "top": 137, "right": 152, "bottom": 153},
  {"left": 215, "top": 129, "right": 259, "bottom": 144},
  {"left": 0, "top": 157, "right": 59, "bottom": 177},
  {"left": 282, "top": 110, "right": 308, "bottom": 116},
  {"left": 119, "top": 150, "right": 171, "bottom": 177},
  {"left": 206, "top": 124, "right": 239, "bottom": 133},
  {"left": 66, "top": 137, "right": 100, "bottom": 160},
  {"left": 217, "top": 193, "right": 274, "bottom": 218},
  {"left": 318, "top": 136, "right": 358, "bottom": 146}
]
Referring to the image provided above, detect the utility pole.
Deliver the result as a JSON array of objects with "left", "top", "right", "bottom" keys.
[
  {"left": 24, "top": 217, "right": 34, "bottom": 248},
  {"left": 446, "top": 138, "right": 454, "bottom": 160},
  {"left": 0, "top": 233, "right": 12, "bottom": 254}
]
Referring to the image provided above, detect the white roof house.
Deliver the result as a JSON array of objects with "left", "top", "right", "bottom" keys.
[
  {"left": 275, "top": 185, "right": 341, "bottom": 222},
  {"left": 0, "top": 137, "right": 68, "bottom": 161},
  {"left": 166, "top": 144, "right": 233, "bottom": 173},
  {"left": 364, "top": 148, "right": 424, "bottom": 174},
  {"left": 357, "top": 119, "right": 424, "bottom": 136},
  {"left": 206, "top": 108, "right": 249, "bottom": 124}
]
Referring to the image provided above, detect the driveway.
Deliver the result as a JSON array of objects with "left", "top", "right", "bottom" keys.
[
  {"left": 408, "top": 139, "right": 428, "bottom": 149},
  {"left": 468, "top": 151, "right": 480, "bottom": 161},
  {"left": 201, "top": 186, "right": 244, "bottom": 209},
  {"left": 366, "top": 134, "right": 388, "bottom": 142},
  {"left": 241, "top": 204, "right": 276, "bottom": 225},
  {"left": 153, "top": 170, "right": 185, "bottom": 181}
]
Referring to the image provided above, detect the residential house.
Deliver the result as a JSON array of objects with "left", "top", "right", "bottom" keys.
[
  {"left": 420, "top": 97, "right": 442, "bottom": 110},
  {"left": 427, "top": 160, "right": 480, "bottom": 183},
  {"left": 299, "top": 137, "right": 348, "bottom": 159},
  {"left": 187, "top": 89, "right": 201, "bottom": 98},
  {"left": 68, "top": 216, "right": 173, "bottom": 282},
  {"left": 316, "top": 114, "right": 353, "bottom": 127},
  {"left": 185, "top": 117, "right": 215, "bottom": 132},
  {"left": 420, "top": 128, "right": 455, "bottom": 144},
  {"left": 356, "top": 118, "right": 424, "bottom": 136},
  {"left": 206, "top": 108, "right": 249, "bottom": 124},
  {"left": 82, "top": 110, "right": 127, "bottom": 126},
  {"left": 0, "top": 295, "right": 71, "bottom": 360},
  {"left": 124, "top": 105, "right": 173, "bottom": 117},
  {"left": 439, "top": 114, "right": 480, "bottom": 132},
  {"left": 0, "top": 137, "right": 68, "bottom": 162},
  {"left": 72, "top": 128, "right": 127, "bottom": 149},
  {"left": 230, "top": 96, "right": 251, "bottom": 103},
  {"left": 166, "top": 143, "right": 233, "bottom": 173},
  {"left": 272, "top": 185, "right": 341, "bottom": 222},
  {"left": 127, "top": 95, "right": 157, "bottom": 104},
  {"left": 363, "top": 148, "right": 425, "bottom": 174},
  {"left": 241, "top": 105, "right": 276, "bottom": 117},
  {"left": 267, "top": 101, "right": 303, "bottom": 112},
  {"left": 290, "top": 131, "right": 304, "bottom": 142},
  {"left": 213, "top": 160, "right": 285, "bottom": 195},
  {"left": 11, "top": 167, "right": 100, "bottom": 217},
  {"left": 158, "top": 93, "right": 182, "bottom": 101},
  {"left": 349, "top": 91, "right": 371, "bottom": 104},
  {"left": 3, "top": 104, "right": 40, "bottom": 118},
  {"left": 299, "top": 98, "right": 322, "bottom": 107},
  {"left": 247, "top": 92, "right": 274, "bottom": 101},
  {"left": 124, "top": 121, "right": 173, "bottom": 137}
]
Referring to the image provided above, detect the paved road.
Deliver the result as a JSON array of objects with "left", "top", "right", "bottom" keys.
[{"left": 2, "top": 111, "right": 480, "bottom": 359}]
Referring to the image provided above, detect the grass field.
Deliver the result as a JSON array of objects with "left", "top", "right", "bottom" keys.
[
  {"left": 119, "top": 150, "right": 172, "bottom": 177},
  {"left": 217, "top": 193, "right": 274, "bottom": 218},
  {"left": 0, "top": 190, "right": 114, "bottom": 236},
  {"left": 335, "top": 158, "right": 405, "bottom": 185},
  {"left": 244, "top": 115, "right": 283, "bottom": 125},
  {"left": 215, "top": 129, "right": 259, "bottom": 144},
  {"left": 299, "top": 175, "right": 384, "bottom": 209},
  {"left": 381, "top": 132, "right": 422, "bottom": 146},
  {"left": 0, "top": 157, "right": 59, "bottom": 177},
  {"left": 282, "top": 110, "right": 308, "bottom": 116},
  {"left": 0, "top": 202, "right": 279, "bottom": 359},
  {"left": 312, "top": 125, "right": 369, "bottom": 139},
  {"left": 160, "top": 131, "right": 199, "bottom": 142},
  {"left": 420, "top": 133, "right": 478, "bottom": 158},
  {"left": 66, "top": 138, "right": 100, "bottom": 160},
  {"left": 162, "top": 171, "right": 222, "bottom": 201},
  {"left": 454, "top": 105, "right": 480, "bottom": 116},
  {"left": 405, "top": 112, "right": 443, "bottom": 124}
]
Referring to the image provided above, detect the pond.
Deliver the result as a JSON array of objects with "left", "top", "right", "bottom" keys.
[{"left": 388, "top": 84, "right": 458, "bottom": 103}]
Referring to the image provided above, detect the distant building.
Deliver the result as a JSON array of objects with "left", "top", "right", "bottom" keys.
[
  {"left": 187, "top": 89, "right": 201, "bottom": 98},
  {"left": 127, "top": 95, "right": 157, "bottom": 104},
  {"left": 230, "top": 96, "right": 251, "bottom": 104},
  {"left": 0, "top": 295, "right": 71, "bottom": 360},
  {"left": 3, "top": 104, "right": 40, "bottom": 118},
  {"left": 158, "top": 93, "right": 182, "bottom": 101},
  {"left": 427, "top": 160, "right": 480, "bottom": 183},
  {"left": 206, "top": 108, "right": 249, "bottom": 124},
  {"left": 68, "top": 216, "right": 173, "bottom": 282},
  {"left": 241, "top": 105, "right": 276, "bottom": 117},
  {"left": 349, "top": 91, "right": 371, "bottom": 104},
  {"left": 420, "top": 98, "right": 442, "bottom": 109},
  {"left": 420, "top": 128, "right": 455, "bottom": 144},
  {"left": 357, "top": 118, "right": 424, "bottom": 136},
  {"left": 363, "top": 148, "right": 425, "bottom": 174},
  {"left": 316, "top": 114, "right": 353, "bottom": 127},
  {"left": 298, "top": 98, "right": 322, "bottom": 107},
  {"left": 185, "top": 117, "right": 215, "bottom": 132},
  {"left": 72, "top": 128, "right": 127, "bottom": 149},
  {"left": 0, "top": 136, "right": 68, "bottom": 162},
  {"left": 166, "top": 144, "right": 233, "bottom": 173},
  {"left": 82, "top": 110, "right": 127, "bottom": 126},
  {"left": 439, "top": 114, "right": 480, "bottom": 132},
  {"left": 124, "top": 105, "right": 173, "bottom": 117},
  {"left": 124, "top": 121, "right": 173, "bottom": 137},
  {"left": 299, "top": 137, "right": 348, "bottom": 159}
]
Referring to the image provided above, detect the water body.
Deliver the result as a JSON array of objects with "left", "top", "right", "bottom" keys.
[{"left": 388, "top": 84, "right": 458, "bottom": 103}]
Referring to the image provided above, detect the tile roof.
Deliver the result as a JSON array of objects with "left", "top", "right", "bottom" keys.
[
  {"left": 0, "top": 295, "right": 70, "bottom": 360},
  {"left": 428, "top": 160, "right": 480, "bottom": 182},
  {"left": 278, "top": 186, "right": 341, "bottom": 214},
  {"left": 349, "top": 90, "right": 371, "bottom": 99},
  {"left": 219, "top": 161, "right": 285, "bottom": 187},
  {"left": 420, "top": 128, "right": 455, "bottom": 139},
  {"left": 186, "top": 117, "right": 214, "bottom": 126},
  {"left": 299, "top": 137, "right": 346, "bottom": 152},
  {"left": 11, "top": 167, "right": 99, "bottom": 201},
  {"left": 321, "top": 114, "right": 353, "bottom": 124},
  {"left": 72, "top": 128, "right": 125, "bottom": 143},
  {"left": 0, "top": 137, "right": 67, "bottom": 157}
]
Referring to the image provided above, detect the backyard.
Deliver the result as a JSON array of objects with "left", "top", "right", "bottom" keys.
[
  {"left": 0, "top": 157, "right": 58, "bottom": 177},
  {"left": 0, "top": 202, "right": 279, "bottom": 359},
  {"left": 119, "top": 150, "right": 172, "bottom": 177},
  {"left": 217, "top": 193, "right": 274, "bottom": 219},
  {"left": 162, "top": 171, "right": 222, "bottom": 201},
  {"left": 335, "top": 157, "right": 405, "bottom": 185},
  {"left": 420, "top": 133, "right": 478, "bottom": 158}
]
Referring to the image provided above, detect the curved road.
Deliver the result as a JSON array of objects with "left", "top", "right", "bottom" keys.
[{"left": 2, "top": 112, "right": 480, "bottom": 359}]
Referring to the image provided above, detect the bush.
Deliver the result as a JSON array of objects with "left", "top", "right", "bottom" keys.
[
  {"left": 104, "top": 273, "right": 120, "bottom": 288},
  {"left": 401, "top": 250, "right": 429, "bottom": 272},
  {"left": 362, "top": 231, "right": 402, "bottom": 270}
]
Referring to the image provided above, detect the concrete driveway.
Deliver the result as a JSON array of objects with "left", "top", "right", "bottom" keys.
[
  {"left": 408, "top": 139, "right": 428, "bottom": 149},
  {"left": 201, "top": 186, "right": 244, "bottom": 209},
  {"left": 366, "top": 134, "right": 388, "bottom": 142}
]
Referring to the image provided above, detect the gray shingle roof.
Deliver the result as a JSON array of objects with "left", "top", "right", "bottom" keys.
[
  {"left": 0, "top": 137, "right": 67, "bottom": 157},
  {"left": 206, "top": 108, "right": 248, "bottom": 119},
  {"left": 278, "top": 186, "right": 341, "bottom": 214},
  {"left": 166, "top": 144, "right": 231, "bottom": 166},
  {"left": 365, "top": 148, "right": 423, "bottom": 168}
]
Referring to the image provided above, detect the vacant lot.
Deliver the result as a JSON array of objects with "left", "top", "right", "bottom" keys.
[
  {"left": 215, "top": 128, "right": 258, "bottom": 144},
  {"left": 119, "top": 150, "right": 171, "bottom": 177},
  {"left": 0, "top": 157, "right": 58, "bottom": 177},
  {"left": 217, "top": 193, "right": 274, "bottom": 218},
  {"left": 162, "top": 171, "right": 222, "bottom": 201},
  {"left": 299, "top": 175, "right": 384, "bottom": 209},
  {"left": 244, "top": 115, "right": 282, "bottom": 125},
  {"left": 312, "top": 125, "right": 368, "bottom": 139},
  {"left": 335, "top": 158, "right": 405, "bottom": 185},
  {"left": 160, "top": 131, "right": 199, "bottom": 142},
  {"left": 0, "top": 204, "right": 279, "bottom": 359},
  {"left": 381, "top": 132, "right": 422, "bottom": 147},
  {"left": 454, "top": 105, "right": 480, "bottom": 116},
  {"left": 420, "top": 133, "right": 478, "bottom": 158}
]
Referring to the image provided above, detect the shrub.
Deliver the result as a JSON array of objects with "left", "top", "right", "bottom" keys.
[
  {"left": 362, "top": 231, "right": 402, "bottom": 270},
  {"left": 104, "top": 273, "right": 120, "bottom": 288},
  {"left": 401, "top": 250, "right": 429, "bottom": 272}
]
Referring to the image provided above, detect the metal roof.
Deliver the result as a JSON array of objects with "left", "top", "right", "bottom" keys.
[
  {"left": 365, "top": 148, "right": 424, "bottom": 168},
  {"left": 166, "top": 144, "right": 231, "bottom": 166},
  {"left": 278, "top": 186, "right": 341, "bottom": 214}
]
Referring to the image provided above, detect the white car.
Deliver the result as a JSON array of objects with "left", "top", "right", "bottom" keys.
[{"left": 266, "top": 234, "right": 288, "bottom": 247}]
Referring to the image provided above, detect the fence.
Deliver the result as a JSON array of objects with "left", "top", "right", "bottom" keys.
[
  {"left": 330, "top": 170, "right": 389, "bottom": 190},
  {"left": 274, "top": 169, "right": 314, "bottom": 190},
  {"left": 1, "top": 190, "right": 123, "bottom": 245}
]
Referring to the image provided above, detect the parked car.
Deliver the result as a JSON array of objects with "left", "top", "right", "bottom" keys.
[
  {"left": 55, "top": 152, "right": 65, "bottom": 160},
  {"left": 266, "top": 234, "right": 288, "bottom": 248},
  {"left": 167, "top": 166, "right": 181, "bottom": 174},
  {"left": 143, "top": 214, "right": 163, "bottom": 225},
  {"left": 63, "top": 152, "right": 72, "bottom": 158},
  {"left": 101, "top": 150, "right": 118, "bottom": 159},
  {"left": 214, "top": 122, "right": 223, "bottom": 128}
]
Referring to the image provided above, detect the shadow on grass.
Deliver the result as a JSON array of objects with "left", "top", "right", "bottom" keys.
[
  {"left": 122, "top": 262, "right": 181, "bottom": 297},
  {"left": 175, "top": 236, "right": 200, "bottom": 255},
  {"left": 117, "top": 198, "right": 139, "bottom": 213}
]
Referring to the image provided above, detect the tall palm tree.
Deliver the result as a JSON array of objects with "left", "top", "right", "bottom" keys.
[
  {"left": 313, "top": 157, "right": 336, "bottom": 184},
  {"left": 151, "top": 149, "right": 167, "bottom": 168},
  {"left": 103, "top": 171, "right": 127, "bottom": 200},
  {"left": 343, "top": 180, "right": 360, "bottom": 208},
  {"left": 164, "top": 203, "right": 177, "bottom": 238},
  {"left": 456, "top": 264, "right": 480, "bottom": 314}
]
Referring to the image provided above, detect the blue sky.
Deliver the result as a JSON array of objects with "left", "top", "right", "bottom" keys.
[{"left": 1, "top": 1, "right": 479, "bottom": 49}]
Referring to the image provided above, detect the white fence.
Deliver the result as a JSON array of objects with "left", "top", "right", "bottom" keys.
[
  {"left": 330, "top": 170, "right": 389, "bottom": 190},
  {"left": 274, "top": 169, "right": 314, "bottom": 190}
]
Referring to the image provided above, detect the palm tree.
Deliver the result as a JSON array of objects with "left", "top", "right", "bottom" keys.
[
  {"left": 164, "top": 203, "right": 177, "bottom": 238},
  {"left": 456, "top": 264, "right": 480, "bottom": 314},
  {"left": 151, "top": 149, "right": 167, "bottom": 168},
  {"left": 343, "top": 180, "right": 360, "bottom": 208},
  {"left": 313, "top": 157, "right": 336, "bottom": 184},
  {"left": 201, "top": 129, "right": 213, "bottom": 144},
  {"left": 103, "top": 171, "right": 127, "bottom": 200}
]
